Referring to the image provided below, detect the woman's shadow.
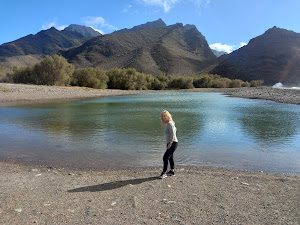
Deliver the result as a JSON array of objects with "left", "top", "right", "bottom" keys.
[{"left": 68, "top": 176, "right": 158, "bottom": 193}]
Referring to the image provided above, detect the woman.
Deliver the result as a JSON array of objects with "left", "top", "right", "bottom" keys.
[{"left": 159, "top": 110, "right": 178, "bottom": 179}]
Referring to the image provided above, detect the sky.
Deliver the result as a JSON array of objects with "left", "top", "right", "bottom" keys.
[{"left": 1, "top": 0, "right": 300, "bottom": 53}]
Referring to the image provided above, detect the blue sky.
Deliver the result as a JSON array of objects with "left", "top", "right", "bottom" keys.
[{"left": 1, "top": 0, "right": 300, "bottom": 53}]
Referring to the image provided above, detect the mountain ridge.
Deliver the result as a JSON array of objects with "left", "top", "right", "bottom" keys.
[
  {"left": 61, "top": 21, "right": 216, "bottom": 75},
  {"left": 205, "top": 26, "right": 300, "bottom": 85}
]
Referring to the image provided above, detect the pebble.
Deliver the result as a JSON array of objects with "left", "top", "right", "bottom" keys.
[
  {"left": 133, "top": 196, "right": 138, "bottom": 208},
  {"left": 111, "top": 201, "right": 117, "bottom": 206},
  {"left": 14, "top": 208, "right": 22, "bottom": 213}
]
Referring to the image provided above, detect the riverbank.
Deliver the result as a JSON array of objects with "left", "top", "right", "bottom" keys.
[
  {"left": 1, "top": 161, "right": 299, "bottom": 224},
  {"left": 1, "top": 83, "right": 300, "bottom": 105}
]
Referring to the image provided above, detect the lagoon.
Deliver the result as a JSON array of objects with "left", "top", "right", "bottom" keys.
[{"left": 0, "top": 92, "right": 300, "bottom": 173}]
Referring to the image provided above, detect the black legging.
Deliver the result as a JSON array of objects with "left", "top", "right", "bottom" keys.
[{"left": 163, "top": 142, "right": 178, "bottom": 173}]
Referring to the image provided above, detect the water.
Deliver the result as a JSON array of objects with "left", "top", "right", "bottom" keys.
[{"left": 0, "top": 92, "right": 300, "bottom": 173}]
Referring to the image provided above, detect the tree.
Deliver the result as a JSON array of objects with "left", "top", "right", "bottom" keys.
[{"left": 34, "top": 55, "right": 74, "bottom": 85}]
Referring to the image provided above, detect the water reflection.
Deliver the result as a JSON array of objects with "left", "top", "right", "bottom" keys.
[
  {"left": 238, "top": 104, "right": 300, "bottom": 145},
  {"left": 0, "top": 92, "right": 300, "bottom": 173}
]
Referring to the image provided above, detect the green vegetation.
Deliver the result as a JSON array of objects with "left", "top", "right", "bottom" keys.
[
  {"left": 0, "top": 66, "right": 13, "bottom": 82},
  {"left": 13, "top": 55, "right": 74, "bottom": 85},
  {"left": 2, "top": 55, "right": 264, "bottom": 90},
  {"left": 72, "top": 68, "right": 108, "bottom": 89}
]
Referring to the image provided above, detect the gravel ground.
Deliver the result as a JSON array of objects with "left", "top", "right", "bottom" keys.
[
  {"left": 1, "top": 162, "right": 299, "bottom": 225},
  {"left": 1, "top": 83, "right": 300, "bottom": 105},
  {"left": 221, "top": 87, "right": 300, "bottom": 105}
]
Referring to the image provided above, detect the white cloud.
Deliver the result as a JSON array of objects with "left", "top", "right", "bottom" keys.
[
  {"left": 142, "top": 0, "right": 179, "bottom": 12},
  {"left": 42, "top": 21, "right": 56, "bottom": 30},
  {"left": 83, "top": 16, "right": 117, "bottom": 33},
  {"left": 42, "top": 21, "right": 67, "bottom": 31},
  {"left": 240, "top": 42, "right": 247, "bottom": 47},
  {"left": 123, "top": 4, "right": 133, "bottom": 13},
  {"left": 210, "top": 42, "right": 248, "bottom": 53},
  {"left": 210, "top": 43, "right": 234, "bottom": 54}
]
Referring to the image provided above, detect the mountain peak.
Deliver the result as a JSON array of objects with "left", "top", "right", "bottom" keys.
[
  {"left": 114, "top": 18, "right": 167, "bottom": 34},
  {"left": 184, "top": 24, "right": 197, "bottom": 31},
  {"left": 64, "top": 24, "right": 101, "bottom": 37}
]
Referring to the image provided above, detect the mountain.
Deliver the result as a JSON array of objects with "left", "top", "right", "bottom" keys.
[
  {"left": 211, "top": 49, "right": 227, "bottom": 57},
  {"left": 114, "top": 18, "right": 167, "bottom": 33},
  {"left": 0, "top": 27, "right": 92, "bottom": 58},
  {"left": 64, "top": 24, "right": 102, "bottom": 37},
  {"left": 62, "top": 22, "right": 216, "bottom": 75},
  {"left": 206, "top": 27, "right": 300, "bottom": 85}
]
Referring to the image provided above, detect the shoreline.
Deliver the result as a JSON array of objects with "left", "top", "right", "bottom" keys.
[
  {"left": 1, "top": 83, "right": 300, "bottom": 105},
  {"left": 1, "top": 160, "right": 299, "bottom": 224},
  {"left": 1, "top": 83, "right": 300, "bottom": 223}
]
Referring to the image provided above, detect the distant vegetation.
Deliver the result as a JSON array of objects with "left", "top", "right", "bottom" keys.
[{"left": 1, "top": 55, "right": 264, "bottom": 90}]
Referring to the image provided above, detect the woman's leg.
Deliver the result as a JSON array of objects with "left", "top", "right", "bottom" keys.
[{"left": 162, "top": 142, "right": 178, "bottom": 173}]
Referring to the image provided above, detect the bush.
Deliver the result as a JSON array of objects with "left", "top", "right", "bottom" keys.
[
  {"left": 168, "top": 76, "right": 194, "bottom": 89},
  {"left": 72, "top": 68, "right": 109, "bottom": 89},
  {"left": 229, "top": 79, "right": 243, "bottom": 88},
  {"left": 33, "top": 55, "right": 74, "bottom": 86},
  {"left": 193, "top": 75, "right": 214, "bottom": 88},
  {"left": 12, "top": 55, "right": 74, "bottom": 86},
  {"left": 107, "top": 68, "right": 152, "bottom": 90},
  {"left": 0, "top": 66, "right": 13, "bottom": 82},
  {"left": 250, "top": 80, "right": 264, "bottom": 87},
  {"left": 13, "top": 66, "right": 35, "bottom": 84}
]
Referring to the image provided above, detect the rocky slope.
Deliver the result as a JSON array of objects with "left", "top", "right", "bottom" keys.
[
  {"left": 62, "top": 21, "right": 216, "bottom": 75},
  {"left": 206, "top": 27, "right": 300, "bottom": 85}
]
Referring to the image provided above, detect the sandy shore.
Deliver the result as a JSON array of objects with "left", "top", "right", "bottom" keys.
[
  {"left": 1, "top": 83, "right": 300, "bottom": 105},
  {"left": 1, "top": 161, "right": 299, "bottom": 224},
  {"left": 1, "top": 83, "right": 300, "bottom": 224}
]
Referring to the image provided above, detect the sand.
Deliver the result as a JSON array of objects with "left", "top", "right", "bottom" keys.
[{"left": 1, "top": 162, "right": 299, "bottom": 224}]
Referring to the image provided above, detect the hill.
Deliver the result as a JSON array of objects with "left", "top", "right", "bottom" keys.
[
  {"left": 206, "top": 27, "right": 300, "bottom": 86},
  {"left": 0, "top": 27, "right": 92, "bottom": 58},
  {"left": 62, "top": 21, "right": 216, "bottom": 75}
]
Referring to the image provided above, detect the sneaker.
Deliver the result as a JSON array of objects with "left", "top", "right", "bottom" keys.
[
  {"left": 159, "top": 172, "right": 167, "bottom": 179},
  {"left": 167, "top": 170, "right": 175, "bottom": 176}
]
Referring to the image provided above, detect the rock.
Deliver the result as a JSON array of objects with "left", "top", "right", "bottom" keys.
[
  {"left": 86, "top": 209, "right": 96, "bottom": 216},
  {"left": 31, "top": 169, "right": 38, "bottom": 172},
  {"left": 133, "top": 196, "right": 138, "bottom": 208},
  {"left": 14, "top": 208, "right": 22, "bottom": 213},
  {"left": 111, "top": 201, "right": 117, "bottom": 206},
  {"left": 232, "top": 177, "right": 239, "bottom": 180},
  {"left": 166, "top": 201, "right": 176, "bottom": 204}
]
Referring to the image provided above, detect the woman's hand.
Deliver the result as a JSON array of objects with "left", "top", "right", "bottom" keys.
[{"left": 167, "top": 142, "right": 172, "bottom": 149}]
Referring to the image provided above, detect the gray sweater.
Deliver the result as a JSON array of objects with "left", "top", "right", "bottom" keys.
[{"left": 164, "top": 121, "right": 178, "bottom": 143}]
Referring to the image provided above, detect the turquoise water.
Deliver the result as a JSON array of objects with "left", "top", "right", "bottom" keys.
[{"left": 0, "top": 92, "right": 300, "bottom": 173}]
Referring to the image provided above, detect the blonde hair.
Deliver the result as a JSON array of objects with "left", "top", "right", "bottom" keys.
[{"left": 160, "top": 110, "right": 175, "bottom": 126}]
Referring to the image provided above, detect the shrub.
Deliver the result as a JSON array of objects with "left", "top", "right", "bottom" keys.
[
  {"left": 193, "top": 75, "right": 215, "bottom": 88},
  {"left": 13, "top": 66, "right": 35, "bottom": 84},
  {"left": 211, "top": 77, "right": 232, "bottom": 88},
  {"left": 229, "top": 79, "right": 244, "bottom": 88},
  {"left": 107, "top": 68, "right": 152, "bottom": 90},
  {"left": 0, "top": 66, "right": 13, "bottom": 82},
  {"left": 33, "top": 55, "right": 74, "bottom": 86},
  {"left": 250, "top": 80, "right": 264, "bottom": 87},
  {"left": 168, "top": 76, "right": 194, "bottom": 89},
  {"left": 72, "top": 68, "right": 109, "bottom": 89}
]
